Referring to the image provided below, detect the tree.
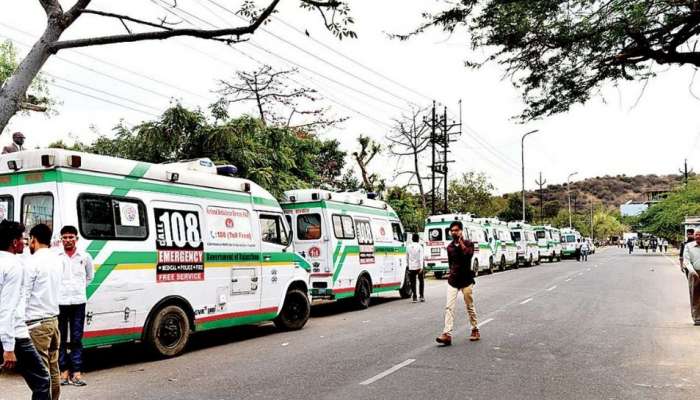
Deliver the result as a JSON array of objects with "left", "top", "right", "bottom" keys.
[
  {"left": 385, "top": 186, "right": 428, "bottom": 233},
  {"left": 213, "top": 66, "right": 345, "bottom": 131},
  {"left": 0, "top": 0, "right": 354, "bottom": 133},
  {"left": 386, "top": 107, "right": 430, "bottom": 207},
  {"left": 639, "top": 179, "right": 700, "bottom": 242},
  {"left": 82, "top": 103, "right": 347, "bottom": 198},
  {"left": 0, "top": 40, "right": 54, "bottom": 116},
  {"left": 447, "top": 172, "right": 498, "bottom": 216},
  {"left": 404, "top": 1, "right": 700, "bottom": 121},
  {"left": 543, "top": 200, "right": 562, "bottom": 221},
  {"left": 352, "top": 135, "right": 384, "bottom": 193},
  {"left": 498, "top": 193, "right": 534, "bottom": 222}
]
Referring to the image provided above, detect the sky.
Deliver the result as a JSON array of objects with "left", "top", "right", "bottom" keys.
[{"left": 2, "top": 0, "right": 699, "bottom": 196}]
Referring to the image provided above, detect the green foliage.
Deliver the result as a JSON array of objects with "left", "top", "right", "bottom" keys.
[
  {"left": 410, "top": 1, "right": 700, "bottom": 120},
  {"left": 551, "top": 207, "right": 627, "bottom": 240},
  {"left": 447, "top": 172, "right": 501, "bottom": 216},
  {"left": 498, "top": 193, "right": 534, "bottom": 222},
  {"left": 386, "top": 186, "right": 428, "bottom": 233},
  {"left": 638, "top": 180, "right": 700, "bottom": 242},
  {"left": 81, "top": 104, "right": 347, "bottom": 198}
]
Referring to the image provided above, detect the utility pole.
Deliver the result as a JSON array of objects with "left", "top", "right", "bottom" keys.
[
  {"left": 535, "top": 171, "right": 547, "bottom": 223},
  {"left": 426, "top": 100, "right": 461, "bottom": 215},
  {"left": 590, "top": 203, "right": 594, "bottom": 240},
  {"left": 567, "top": 172, "right": 578, "bottom": 229},
  {"left": 679, "top": 158, "right": 694, "bottom": 187},
  {"left": 431, "top": 101, "right": 436, "bottom": 215},
  {"left": 521, "top": 130, "right": 540, "bottom": 222}
]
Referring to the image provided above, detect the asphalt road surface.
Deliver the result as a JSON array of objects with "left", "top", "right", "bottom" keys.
[{"left": 2, "top": 247, "right": 699, "bottom": 399}]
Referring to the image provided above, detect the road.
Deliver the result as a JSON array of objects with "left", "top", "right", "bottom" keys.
[{"left": 2, "top": 247, "right": 699, "bottom": 399}]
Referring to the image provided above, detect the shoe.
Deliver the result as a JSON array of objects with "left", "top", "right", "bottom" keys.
[
  {"left": 469, "top": 328, "right": 481, "bottom": 341},
  {"left": 60, "top": 379, "right": 71, "bottom": 386},
  {"left": 420, "top": 297, "right": 425, "bottom": 302},
  {"left": 436, "top": 333, "right": 452, "bottom": 346},
  {"left": 71, "top": 378, "right": 87, "bottom": 387},
  {"left": 412, "top": 298, "right": 417, "bottom": 303},
  {"left": 694, "top": 320, "right": 700, "bottom": 326}
]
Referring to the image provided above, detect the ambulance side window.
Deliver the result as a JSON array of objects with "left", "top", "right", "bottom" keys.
[
  {"left": 260, "top": 214, "right": 289, "bottom": 246},
  {"left": 331, "top": 214, "right": 355, "bottom": 240},
  {"left": 391, "top": 222, "right": 403, "bottom": 242},
  {"left": 0, "top": 195, "right": 14, "bottom": 221},
  {"left": 297, "top": 213, "right": 322, "bottom": 240},
  {"left": 285, "top": 215, "right": 293, "bottom": 240},
  {"left": 22, "top": 193, "right": 54, "bottom": 231},
  {"left": 78, "top": 194, "right": 148, "bottom": 240}
]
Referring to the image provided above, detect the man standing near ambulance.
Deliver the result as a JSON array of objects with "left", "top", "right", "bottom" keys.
[
  {"left": 24, "top": 223, "right": 63, "bottom": 399},
  {"left": 57, "top": 225, "right": 93, "bottom": 387},
  {"left": 436, "top": 221, "right": 480, "bottom": 345}
]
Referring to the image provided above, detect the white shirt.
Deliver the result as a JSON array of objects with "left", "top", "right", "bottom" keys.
[
  {"left": 0, "top": 251, "right": 28, "bottom": 350},
  {"left": 57, "top": 248, "right": 94, "bottom": 305},
  {"left": 406, "top": 242, "right": 424, "bottom": 270},
  {"left": 581, "top": 242, "right": 590, "bottom": 251},
  {"left": 23, "top": 247, "right": 62, "bottom": 321},
  {"left": 683, "top": 242, "right": 700, "bottom": 272}
]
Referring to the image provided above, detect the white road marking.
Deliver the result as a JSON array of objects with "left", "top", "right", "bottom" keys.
[
  {"left": 519, "top": 298, "right": 534, "bottom": 305},
  {"left": 281, "top": 342, "right": 289, "bottom": 347},
  {"left": 546, "top": 285, "right": 557, "bottom": 291},
  {"left": 478, "top": 318, "right": 494, "bottom": 328},
  {"left": 565, "top": 278, "right": 572, "bottom": 282},
  {"left": 586, "top": 268, "right": 591, "bottom": 271},
  {"left": 360, "top": 359, "right": 416, "bottom": 386}
]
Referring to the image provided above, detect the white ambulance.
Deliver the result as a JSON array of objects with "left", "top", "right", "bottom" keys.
[
  {"left": 476, "top": 217, "right": 517, "bottom": 271},
  {"left": 423, "top": 214, "right": 494, "bottom": 277},
  {"left": 507, "top": 221, "right": 540, "bottom": 266},
  {"left": 533, "top": 225, "right": 563, "bottom": 262},
  {"left": 280, "top": 189, "right": 412, "bottom": 308},
  {"left": 0, "top": 149, "right": 311, "bottom": 357},
  {"left": 560, "top": 228, "right": 582, "bottom": 258}
]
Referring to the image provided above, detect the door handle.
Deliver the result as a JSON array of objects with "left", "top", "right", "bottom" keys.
[{"left": 263, "top": 255, "right": 271, "bottom": 261}]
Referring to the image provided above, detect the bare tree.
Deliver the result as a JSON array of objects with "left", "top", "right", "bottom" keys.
[
  {"left": 213, "top": 65, "right": 345, "bottom": 131},
  {"left": 386, "top": 107, "right": 429, "bottom": 207},
  {"left": 352, "top": 134, "right": 384, "bottom": 193},
  {"left": 0, "top": 0, "right": 354, "bottom": 133}
]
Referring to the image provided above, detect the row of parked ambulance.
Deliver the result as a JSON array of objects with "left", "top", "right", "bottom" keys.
[
  {"left": 0, "top": 149, "right": 590, "bottom": 358},
  {"left": 421, "top": 215, "right": 593, "bottom": 278}
]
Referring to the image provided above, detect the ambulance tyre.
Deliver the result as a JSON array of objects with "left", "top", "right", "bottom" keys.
[
  {"left": 354, "top": 275, "right": 372, "bottom": 309},
  {"left": 472, "top": 259, "right": 480, "bottom": 277},
  {"left": 434, "top": 271, "right": 444, "bottom": 279},
  {"left": 399, "top": 270, "right": 413, "bottom": 299},
  {"left": 499, "top": 256, "right": 507, "bottom": 272},
  {"left": 274, "top": 289, "right": 310, "bottom": 331},
  {"left": 535, "top": 254, "right": 541, "bottom": 265},
  {"left": 488, "top": 257, "right": 495, "bottom": 274},
  {"left": 525, "top": 254, "right": 533, "bottom": 267},
  {"left": 145, "top": 305, "right": 191, "bottom": 358}
]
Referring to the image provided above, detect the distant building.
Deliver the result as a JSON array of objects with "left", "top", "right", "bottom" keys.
[{"left": 619, "top": 188, "right": 670, "bottom": 217}]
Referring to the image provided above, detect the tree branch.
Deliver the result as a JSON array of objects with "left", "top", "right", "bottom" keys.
[
  {"left": 63, "top": 0, "right": 92, "bottom": 25},
  {"left": 80, "top": 9, "right": 175, "bottom": 31},
  {"left": 49, "top": 0, "right": 280, "bottom": 52}
]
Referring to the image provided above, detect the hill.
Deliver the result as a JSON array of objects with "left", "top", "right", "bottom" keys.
[{"left": 516, "top": 173, "right": 688, "bottom": 218}]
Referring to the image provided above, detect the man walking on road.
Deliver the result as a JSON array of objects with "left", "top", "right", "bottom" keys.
[
  {"left": 57, "top": 225, "right": 93, "bottom": 387},
  {"left": 627, "top": 239, "right": 634, "bottom": 254},
  {"left": 581, "top": 240, "right": 590, "bottom": 262},
  {"left": 681, "top": 231, "right": 700, "bottom": 326},
  {"left": 0, "top": 220, "right": 51, "bottom": 400},
  {"left": 24, "top": 224, "right": 63, "bottom": 400},
  {"left": 406, "top": 233, "right": 425, "bottom": 303},
  {"left": 436, "top": 221, "right": 479, "bottom": 346},
  {"left": 680, "top": 229, "right": 695, "bottom": 272}
]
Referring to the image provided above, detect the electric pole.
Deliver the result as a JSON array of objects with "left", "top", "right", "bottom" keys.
[
  {"left": 426, "top": 101, "right": 461, "bottom": 215},
  {"left": 679, "top": 158, "right": 694, "bottom": 187},
  {"left": 534, "top": 171, "right": 547, "bottom": 223},
  {"left": 430, "top": 101, "right": 436, "bottom": 215}
]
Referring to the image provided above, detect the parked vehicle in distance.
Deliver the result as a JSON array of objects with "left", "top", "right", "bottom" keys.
[
  {"left": 423, "top": 214, "right": 494, "bottom": 277},
  {"left": 476, "top": 217, "right": 517, "bottom": 271},
  {"left": 560, "top": 228, "right": 582, "bottom": 258},
  {"left": 508, "top": 221, "right": 540, "bottom": 267},
  {"left": 533, "top": 225, "right": 563, "bottom": 262}
]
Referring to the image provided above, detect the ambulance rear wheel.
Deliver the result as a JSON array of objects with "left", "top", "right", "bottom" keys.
[
  {"left": 472, "top": 260, "right": 479, "bottom": 277},
  {"left": 146, "top": 305, "right": 191, "bottom": 358},
  {"left": 354, "top": 276, "right": 372, "bottom": 309},
  {"left": 499, "top": 256, "right": 507, "bottom": 271},
  {"left": 488, "top": 258, "right": 495, "bottom": 274},
  {"left": 526, "top": 254, "right": 533, "bottom": 267},
  {"left": 274, "top": 289, "right": 310, "bottom": 331},
  {"left": 434, "top": 271, "right": 444, "bottom": 279}
]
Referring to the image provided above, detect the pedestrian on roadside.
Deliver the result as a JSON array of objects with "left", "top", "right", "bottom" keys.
[
  {"left": 0, "top": 220, "right": 51, "bottom": 400},
  {"left": 436, "top": 221, "right": 480, "bottom": 346},
  {"left": 406, "top": 233, "right": 425, "bottom": 303},
  {"left": 57, "top": 225, "right": 93, "bottom": 387},
  {"left": 627, "top": 239, "right": 634, "bottom": 254},
  {"left": 680, "top": 229, "right": 695, "bottom": 274},
  {"left": 664, "top": 239, "right": 668, "bottom": 253},
  {"left": 581, "top": 240, "right": 590, "bottom": 262},
  {"left": 681, "top": 230, "right": 700, "bottom": 326},
  {"left": 24, "top": 223, "right": 63, "bottom": 400},
  {"left": 575, "top": 239, "right": 582, "bottom": 262}
]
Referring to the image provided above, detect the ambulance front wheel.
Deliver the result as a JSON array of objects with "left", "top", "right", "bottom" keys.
[
  {"left": 274, "top": 289, "right": 310, "bottom": 331},
  {"left": 434, "top": 271, "right": 444, "bottom": 279},
  {"left": 146, "top": 305, "right": 191, "bottom": 358},
  {"left": 354, "top": 275, "right": 372, "bottom": 309}
]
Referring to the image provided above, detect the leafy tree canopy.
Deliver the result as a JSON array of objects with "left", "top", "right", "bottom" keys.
[
  {"left": 639, "top": 179, "right": 700, "bottom": 242},
  {"left": 405, "top": 1, "right": 700, "bottom": 120},
  {"left": 447, "top": 172, "right": 501, "bottom": 216}
]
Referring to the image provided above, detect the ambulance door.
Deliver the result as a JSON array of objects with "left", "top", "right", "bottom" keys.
[
  {"left": 258, "top": 212, "right": 293, "bottom": 310},
  {"left": 390, "top": 221, "right": 406, "bottom": 284},
  {"left": 0, "top": 180, "right": 17, "bottom": 224},
  {"left": 204, "top": 205, "right": 261, "bottom": 313},
  {"left": 294, "top": 211, "right": 328, "bottom": 276},
  {"left": 370, "top": 218, "right": 392, "bottom": 284}
]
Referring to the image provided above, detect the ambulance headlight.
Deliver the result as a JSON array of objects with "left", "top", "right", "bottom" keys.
[{"left": 7, "top": 160, "right": 21, "bottom": 171}]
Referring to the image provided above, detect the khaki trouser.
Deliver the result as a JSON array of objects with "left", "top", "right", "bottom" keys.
[
  {"left": 29, "top": 318, "right": 61, "bottom": 400},
  {"left": 688, "top": 269, "right": 700, "bottom": 323},
  {"left": 443, "top": 284, "right": 478, "bottom": 335}
]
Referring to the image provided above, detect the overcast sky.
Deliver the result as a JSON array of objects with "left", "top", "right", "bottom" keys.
[{"left": 2, "top": 0, "right": 699, "bottom": 195}]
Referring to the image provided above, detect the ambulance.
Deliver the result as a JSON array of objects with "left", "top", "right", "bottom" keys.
[
  {"left": 280, "top": 189, "right": 412, "bottom": 308},
  {"left": 533, "top": 225, "right": 563, "bottom": 262},
  {"left": 423, "top": 214, "right": 494, "bottom": 277},
  {"left": 0, "top": 149, "right": 311, "bottom": 357},
  {"left": 508, "top": 221, "right": 540, "bottom": 267},
  {"left": 476, "top": 217, "right": 517, "bottom": 271},
  {"left": 560, "top": 228, "right": 582, "bottom": 258}
]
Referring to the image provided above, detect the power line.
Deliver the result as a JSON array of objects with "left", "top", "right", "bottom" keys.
[{"left": 49, "top": 82, "right": 159, "bottom": 117}]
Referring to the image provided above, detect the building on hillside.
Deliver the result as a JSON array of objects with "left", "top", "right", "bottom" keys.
[{"left": 619, "top": 188, "right": 671, "bottom": 217}]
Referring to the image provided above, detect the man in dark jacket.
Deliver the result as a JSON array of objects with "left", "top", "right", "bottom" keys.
[{"left": 436, "top": 221, "right": 479, "bottom": 346}]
